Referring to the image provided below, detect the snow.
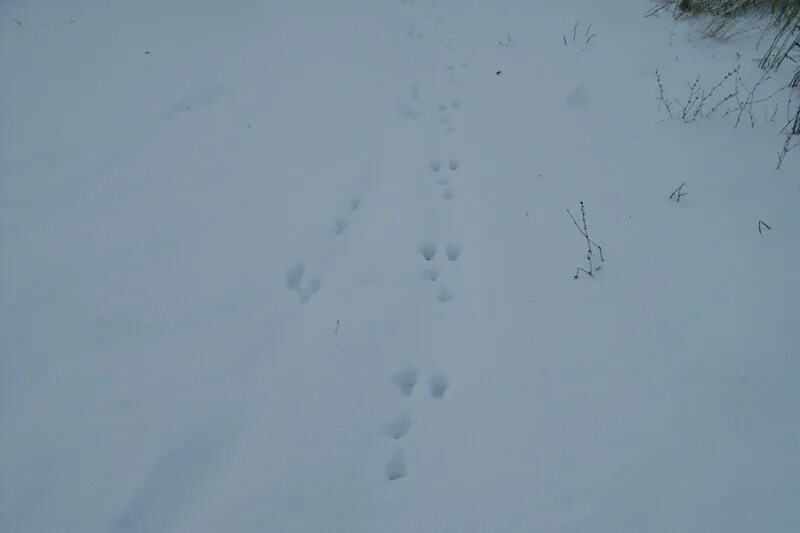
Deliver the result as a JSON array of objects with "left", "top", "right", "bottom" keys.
[{"left": 2, "top": 0, "right": 799, "bottom": 531}]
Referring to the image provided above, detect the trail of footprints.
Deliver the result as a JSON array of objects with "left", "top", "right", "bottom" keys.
[
  {"left": 419, "top": 156, "right": 463, "bottom": 302},
  {"left": 429, "top": 157, "right": 460, "bottom": 199},
  {"left": 399, "top": 81, "right": 462, "bottom": 132},
  {"left": 418, "top": 240, "right": 461, "bottom": 303},
  {"left": 287, "top": 3, "right": 466, "bottom": 484},
  {"left": 385, "top": 366, "right": 450, "bottom": 481},
  {"left": 284, "top": 195, "right": 362, "bottom": 303}
]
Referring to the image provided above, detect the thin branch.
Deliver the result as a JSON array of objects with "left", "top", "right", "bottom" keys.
[{"left": 669, "top": 182, "right": 687, "bottom": 202}]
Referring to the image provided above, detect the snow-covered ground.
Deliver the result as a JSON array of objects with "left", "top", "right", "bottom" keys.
[{"left": 2, "top": 0, "right": 799, "bottom": 531}]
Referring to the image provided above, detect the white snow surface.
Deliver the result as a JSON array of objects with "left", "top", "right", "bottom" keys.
[{"left": 2, "top": 0, "right": 799, "bottom": 532}]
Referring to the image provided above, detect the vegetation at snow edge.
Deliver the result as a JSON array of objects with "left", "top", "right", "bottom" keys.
[{"left": 651, "top": 0, "right": 800, "bottom": 167}]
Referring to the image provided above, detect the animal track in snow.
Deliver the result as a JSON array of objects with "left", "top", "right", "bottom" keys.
[
  {"left": 438, "top": 104, "right": 447, "bottom": 112},
  {"left": 442, "top": 188, "right": 454, "bottom": 200},
  {"left": 429, "top": 160, "right": 442, "bottom": 173},
  {"left": 386, "top": 413, "right": 412, "bottom": 440},
  {"left": 310, "top": 277, "right": 322, "bottom": 292},
  {"left": 399, "top": 103, "right": 420, "bottom": 120},
  {"left": 418, "top": 242, "right": 437, "bottom": 261},
  {"left": 287, "top": 262, "right": 320, "bottom": 303},
  {"left": 298, "top": 277, "right": 322, "bottom": 303},
  {"left": 392, "top": 366, "right": 419, "bottom": 397},
  {"left": 437, "top": 286, "right": 453, "bottom": 303},
  {"left": 334, "top": 217, "right": 349, "bottom": 235},
  {"left": 350, "top": 197, "right": 361, "bottom": 211},
  {"left": 567, "top": 82, "right": 591, "bottom": 110},
  {"left": 410, "top": 84, "right": 420, "bottom": 101},
  {"left": 428, "top": 374, "right": 449, "bottom": 399},
  {"left": 451, "top": 100, "right": 460, "bottom": 108},
  {"left": 421, "top": 269, "right": 438, "bottom": 282},
  {"left": 446, "top": 244, "right": 461, "bottom": 261},
  {"left": 386, "top": 450, "right": 407, "bottom": 481},
  {"left": 448, "top": 159, "right": 459, "bottom": 171},
  {"left": 286, "top": 262, "right": 305, "bottom": 291}
]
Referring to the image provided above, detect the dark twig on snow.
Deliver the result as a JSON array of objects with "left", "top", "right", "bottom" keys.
[
  {"left": 645, "top": 3, "right": 672, "bottom": 18},
  {"left": 567, "top": 202, "right": 605, "bottom": 279},
  {"left": 758, "top": 220, "right": 772, "bottom": 235},
  {"left": 656, "top": 69, "right": 673, "bottom": 118},
  {"left": 777, "top": 102, "right": 800, "bottom": 169},
  {"left": 669, "top": 182, "right": 687, "bottom": 202}
]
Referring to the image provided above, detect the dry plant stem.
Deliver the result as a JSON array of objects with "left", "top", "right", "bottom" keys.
[
  {"left": 567, "top": 202, "right": 605, "bottom": 279},
  {"left": 670, "top": 182, "right": 687, "bottom": 201}
]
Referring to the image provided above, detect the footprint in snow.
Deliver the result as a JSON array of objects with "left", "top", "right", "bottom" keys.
[
  {"left": 386, "top": 450, "right": 407, "bottom": 481},
  {"left": 448, "top": 159, "right": 459, "bottom": 171},
  {"left": 399, "top": 103, "right": 421, "bottom": 120},
  {"left": 451, "top": 100, "right": 460, "bottom": 108},
  {"left": 443, "top": 188, "right": 455, "bottom": 200},
  {"left": 286, "top": 261, "right": 305, "bottom": 291},
  {"left": 386, "top": 413, "right": 412, "bottom": 440},
  {"left": 446, "top": 244, "right": 461, "bottom": 261},
  {"left": 297, "top": 278, "right": 321, "bottom": 303},
  {"left": 429, "top": 160, "right": 442, "bottom": 173},
  {"left": 438, "top": 104, "right": 447, "bottom": 112},
  {"left": 567, "top": 82, "right": 591, "bottom": 110},
  {"left": 334, "top": 217, "right": 349, "bottom": 235},
  {"left": 350, "top": 197, "right": 361, "bottom": 211},
  {"left": 437, "top": 286, "right": 453, "bottom": 303},
  {"left": 418, "top": 242, "right": 437, "bottom": 261},
  {"left": 392, "top": 366, "right": 419, "bottom": 397},
  {"left": 437, "top": 176, "right": 449, "bottom": 186},
  {"left": 287, "top": 262, "right": 321, "bottom": 303},
  {"left": 428, "top": 374, "right": 449, "bottom": 399}
]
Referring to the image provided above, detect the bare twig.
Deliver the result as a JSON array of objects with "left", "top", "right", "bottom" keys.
[
  {"left": 645, "top": 2, "right": 672, "bottom": 18},
  {"left": 567, "top": 202, "right": 605, "bottom": 279},
  {"left": 758, "top": 220, "right": 772, "bottom": 235},
  {"left": 656, "top": 69, "right": 673, "bottom": 117},
  {"left": 669, "top": 182, "right": 687, "bottom": 202}
]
